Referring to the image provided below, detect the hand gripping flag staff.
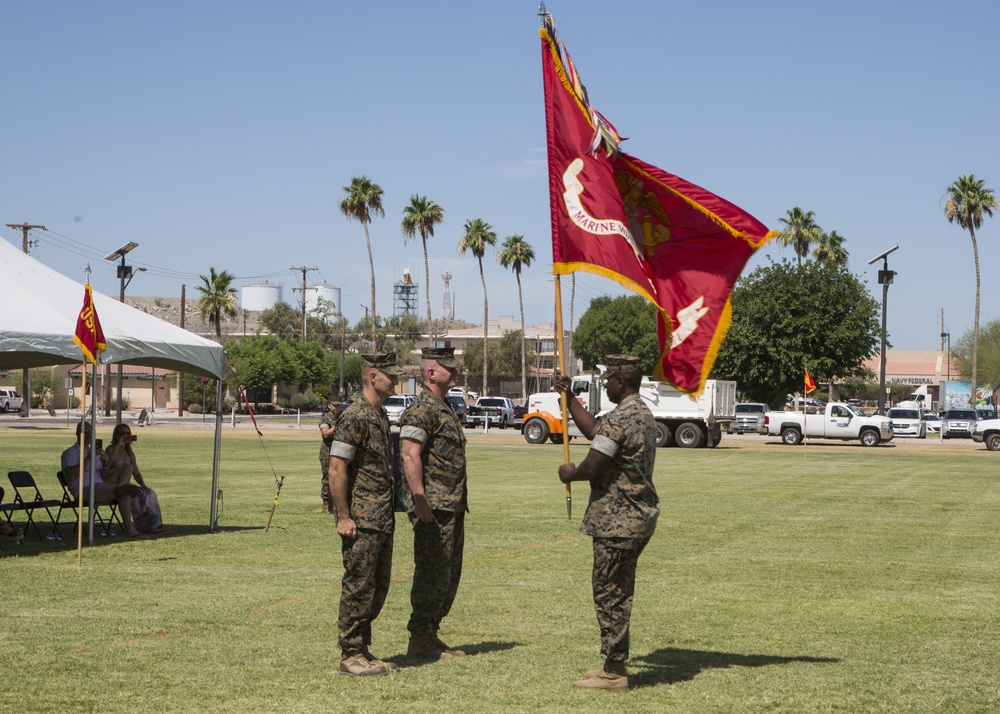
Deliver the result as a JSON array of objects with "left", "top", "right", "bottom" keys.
[
  {"left": 73, "top": 280, "right": 107, "bottom": 563},
  {"left": 539, "top": 8, "right": 775, "bottom": 517}
]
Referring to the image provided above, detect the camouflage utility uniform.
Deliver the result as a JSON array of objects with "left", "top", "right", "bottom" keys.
[
  {"left": 399, "top": 388, "right": 468, "bottom": 637},
  {"left": 582, "top": 392, "right": 659, "bottom": 663},
  {"left": 319, "top": 408, "right": 337, "bottom": 511},
  {"left": 329, "top": 398, "right": 396, "bottom": 657}
]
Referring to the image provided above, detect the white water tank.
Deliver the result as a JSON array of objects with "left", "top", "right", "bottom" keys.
[
  {"left": 241, "top": 282, "right": 282, "bottom": 311},
  {"left": 307, "top": 283, "right": 341, "bottom": 320}
]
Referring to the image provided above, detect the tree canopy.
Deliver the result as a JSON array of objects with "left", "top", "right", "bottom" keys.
[
  {"left": 573, "top": 295, "right": 659, "bottom": 374},
  {"left": 196, "top": 267, "right": 238, "bottom": 341},
  {"left": 953, "top": 318, "right": 1000, "bottom": 392},
  {"left": 711, "top": 260, "right": 880, "bottom": 406}
]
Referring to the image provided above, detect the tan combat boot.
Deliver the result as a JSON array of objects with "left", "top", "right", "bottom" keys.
[
  {"left": 433, "top": 633, "right": 465, "bottom": 657},
  {"left": 340, "top": 652, "right": 388, "bottom": 677},
  {"left": 363, "top": 649, "right": 400, "bottom": 672},
  {"left": 407, "top": 633, "right": 453, "bottom": 660},
  {"left": 574, "top": 659, "right": 628, "bottom": 692}
]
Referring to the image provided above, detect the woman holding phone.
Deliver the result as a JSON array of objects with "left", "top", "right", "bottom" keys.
[{"left": 107, "top": 424, "right": 166, "bottom": 534}]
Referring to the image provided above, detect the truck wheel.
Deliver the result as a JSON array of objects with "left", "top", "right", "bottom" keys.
[
  {"left": 549, "top": 433, "right": 574, "bottom": 444},
  {"left": 986, "top": 434, "right": 1000, "bottom": 452},
  {"left": 523, "top": 418, "right": 550, "bottom": 444},
  {"left": 781, "top": 427, "right": 802, "bottom": 446},
  {"left": 654, "top": 421, "right": 672, "bottom": 448},
  {"left": 860, "top": 429, "right": 881, "bottom": 447},
  {"left": 675, "top": 422, "right": 704, "bottom": 448}
]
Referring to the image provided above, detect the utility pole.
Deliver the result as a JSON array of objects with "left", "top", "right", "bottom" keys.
[
  {"left": 7, "top": 222, "right": 46, "bottom": 417},
  {"left": 290, "top": 266, "right": 318, "bottom": 339}
]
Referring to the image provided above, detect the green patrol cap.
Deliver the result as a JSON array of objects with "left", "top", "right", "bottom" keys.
[
  {"left": 361, "top": 352, "right": 406, "bottom": 377},
  {"left": 600, "top": 354, "right": 643, "bottom": 377},
  {"left": 421, "top": 346, "right": 461, "bottom": 370}
]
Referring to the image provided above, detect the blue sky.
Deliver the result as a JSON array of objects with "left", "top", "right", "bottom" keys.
[{"left": 3, "top": 0, "right": 998, "bottom": 350}]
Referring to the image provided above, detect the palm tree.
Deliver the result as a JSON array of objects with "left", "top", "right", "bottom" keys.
[
  {"left": 945, "top": 174, "right": 998, "bottom": 406},
  {"left": 196, "top": 267, "right": 238, "bottom": 342},
  {"left": 458, "top": 218, "right": 497, "bottom": 396},
  {"left": 777, "top": 207, "right": 822, "bottom": 266},
  {"left": 497, "top": 235, "right": 535, "bottom": 400},
  {"left": 813, "top": 230, "right": 849, "bottom": 268},
  {"left": 401, "top": 195, "right": 445, "bottom": 328},
  {"left": 340, "top": 176, "right": 385, "bottom": 351}
]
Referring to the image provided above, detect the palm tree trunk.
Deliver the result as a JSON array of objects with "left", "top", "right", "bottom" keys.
[
  {"left": 970, "top": 227, "right": 981, "bottom": 406},
  {"left": 517, "top": 269, "right": 526, "bottom": 401},
  {"left": 363, "top": 221, "right": 376, "bottom": 351},
  {"left": 422, "top": 234, "right": 432, "bottom": 329},
  {"left": 214, "top": 307, "right": 222, "bottom": 342},
  {"left": 479, "top": 256, "right": 488, "bottom": 397}
]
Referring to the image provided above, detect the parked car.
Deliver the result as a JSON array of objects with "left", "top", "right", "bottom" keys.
[
  {"left": 0, "top": 388, "right": 23, "bottom": 413},
  {"left": 447, "top": 387, "right": 468, "bottom": 400},
  {"left": 976, "top": 406, "right": 997, "bottom": 421},
  {"left": 972, "top": 418, "right": 1000, "bottom": 450},
  {"left": 383, "top": 394, "right": 416, "bottom": 425},
  {"left": 731, "top": 403, "right": 767, "bottom": 434},
  {"left": 885, "top": 407, "right": 926, "bottom": 438},
  {"left": 922, "top": 412, "right": 942, "bottom": 434},
  {"left": 941, "top": 409, "right": 978, "bottom": 439},
  {"left": 445, "top": 394, "right": 468, "bottom": 426},
  {"left": 467, "top": 396, "right": 515, "bottom": 428}
]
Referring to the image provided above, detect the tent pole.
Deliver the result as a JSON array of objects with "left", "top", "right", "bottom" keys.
[
  {"left": 209, "top": 377, "right": 224, "bottom": 532},
  {"left": 87, "top": 360, "right": 97, "bottom": 547}
]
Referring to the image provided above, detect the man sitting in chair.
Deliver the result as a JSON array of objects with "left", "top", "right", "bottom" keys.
[{"left": 60, "top": 421, "right": 148, "bottom": 539}]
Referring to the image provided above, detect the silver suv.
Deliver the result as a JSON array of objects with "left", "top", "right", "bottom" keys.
[
  {"left": 0, "top": 388, "right": 23, "bottom": 413},
  {"left": 731, "top": 403, "right": 767, "bottom": 434},
  {"left": 383, "top": 394, "right": 416, "bottom": 426}
]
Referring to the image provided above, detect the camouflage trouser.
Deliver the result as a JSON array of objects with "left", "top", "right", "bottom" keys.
[
  {"left": 407, "top": 509, "right": 464, "bottom": 636},
  {"left": 338, "top": 527, "right": 394, "bottom": 655},
  {"left": 319, "top": 447, "right": 331, "bottom": 508},
  {"left": 592, "top": 535, "right": 650, "bottom": 662}
]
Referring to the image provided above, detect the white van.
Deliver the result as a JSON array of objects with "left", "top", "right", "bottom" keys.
[{"left": 0, "top": 388, "right": 24, "bottom": 413}]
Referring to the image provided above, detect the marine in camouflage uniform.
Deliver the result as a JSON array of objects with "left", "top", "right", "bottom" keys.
[
  {"left": 328, "top": 353, "right": 405, "bottom": 677},
  {"left": 318, "top": 402, "right": 339, "bottom": 513},
  {"left": 556, "top": 355, "right": 659, "bottom": 692},
  {"left": 399, "top": 346, "right": 469, "bottom": 660}
]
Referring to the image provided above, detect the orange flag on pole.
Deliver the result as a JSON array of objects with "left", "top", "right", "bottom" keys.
[
  {"left": 73, "top": 284, "right": 106, "bottom": 366},
  {"left": 804, "top": 370, "right": 817, "bottom": 394}
]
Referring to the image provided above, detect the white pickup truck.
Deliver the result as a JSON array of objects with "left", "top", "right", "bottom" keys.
[
  {"left": 761, "top": 402, "right": 893, "bottom": 446},
  {"left": 467, "top": 397, "right": 516, "bottom": 429}
]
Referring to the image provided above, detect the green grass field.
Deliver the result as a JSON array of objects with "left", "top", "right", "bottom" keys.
[{"left": 2, "top": 424, "right": 999, "bottom": 713}]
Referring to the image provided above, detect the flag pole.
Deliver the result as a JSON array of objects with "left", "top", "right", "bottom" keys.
[{"left": 554, "top": 275, "right": 571, "bottom": 519}]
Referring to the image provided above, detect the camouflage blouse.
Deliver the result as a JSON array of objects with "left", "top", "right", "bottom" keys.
[
  {"left": 581, "top": 393, "right": 659, "bottom": 539},
  {"left": 329, "top": 397, "right": 395, "bottom": 533},
  {"left": 399, "top": 389, "right": 468, "bottom": 513}
]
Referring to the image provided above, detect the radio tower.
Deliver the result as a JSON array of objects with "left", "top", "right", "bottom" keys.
[{"left": 441, "top": 271, "right": 454, "bottom": 321}]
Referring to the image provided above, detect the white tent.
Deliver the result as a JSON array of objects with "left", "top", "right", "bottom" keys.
[
  {"left": 0, "top": 237, "right": 226, "bottom": 534},
  {"left": 0, "top": 238, "right": 224, "bottom": 377}
]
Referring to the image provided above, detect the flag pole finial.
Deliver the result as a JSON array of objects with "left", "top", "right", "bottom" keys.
[{"left": 538, "top": 1, "right": 548, "bottom": 20}]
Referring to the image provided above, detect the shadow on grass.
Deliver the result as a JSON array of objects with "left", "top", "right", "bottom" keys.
[
  {"left": 0, "top": 522, "right": 265, "bottom": 557},
  {"left": 393, "top": 640, "right": 520, "bottom": 669},
  {"left": 631, "top": 647, "right": 839, "bottom": 687}
]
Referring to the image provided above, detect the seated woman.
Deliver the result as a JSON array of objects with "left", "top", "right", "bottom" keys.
[
  {"left": 61, "top": 421, "right": 146, "bottom": 539},
  {"left": 0, "top": 487, "right": 24, "bottom": 539},
  {"left": 106, "top": 424, "right": 165, "bottom": 534}
]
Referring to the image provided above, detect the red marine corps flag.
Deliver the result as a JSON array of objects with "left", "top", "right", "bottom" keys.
[
  {"left": 73, "top": 283, "right": 106, "bottom": 366},
  {"left": 540, "top": 13, "right": 775, "bottom": 395}
]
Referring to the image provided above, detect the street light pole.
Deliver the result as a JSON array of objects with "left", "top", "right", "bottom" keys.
[
  {"left": 941, "top": 332, "right": 951, "bottom": 382},
  {"left": 104, "top": 242, "right": 141, "bottom": 424},
  {"left": 868, "top": 245, "right": 899, "bottom": 416}
]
